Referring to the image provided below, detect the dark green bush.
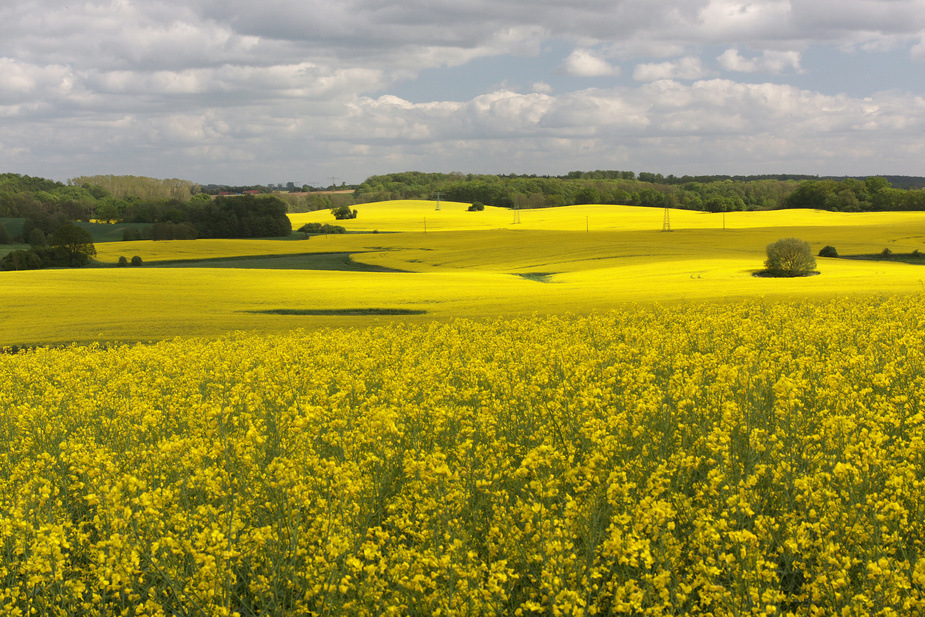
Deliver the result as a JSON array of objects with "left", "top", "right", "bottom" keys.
[
  {"left": 298, "top": 223, "right": 346, "bottom": 236},
  {"left": 764, "top": 238, "right": 817, "bottom": 277},
  {"left": 122, "top": 227, "right": 143, "bottom": 241},
  {"left": 818, "top": 245, "right": 838, "bottom": 258}
]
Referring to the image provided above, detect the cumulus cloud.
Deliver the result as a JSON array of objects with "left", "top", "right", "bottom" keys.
[
  {"left": 912, "top": 35, "right": 925, "bottom": 60},
  {"left": 718, "top": 49, "right": 802, "bottom": 74},
  {"left": 558, "top": 49, "right": 620, "bottom": 77},
  {"left": 633, "top": 57, "right": 710, "bottom": 81},
  {"left": 2, "top": 0, "right": 925, "bottom": 181}
]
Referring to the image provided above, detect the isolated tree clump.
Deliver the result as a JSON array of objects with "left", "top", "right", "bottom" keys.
[
  {"left": 298, "top": 222, "right": 346, "bottom": 237},
  {"left": 818, "top": 245, "right": 838, "bottom": 258},
  {"left": 467, "top": 202, "right": 485, "bottom": 211},
  {"left": 331, "top": 205, "right": 357, "bottom": 220},
  {"left": 764, "top": 237, "right": 816, "bottom": 277},
  {"left": 50, "top": 223, "right": 96, "bottom": 266}
]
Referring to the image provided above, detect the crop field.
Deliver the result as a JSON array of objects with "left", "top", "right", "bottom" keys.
[
  {"left": 4, "top": 202, "right": 925, "bottom": 347},
  {"left": 2, "top": 295, "right": 924, "bottom": 615},
  {"left": 2, "top": 202, "right": 925, "bottom": 615}
]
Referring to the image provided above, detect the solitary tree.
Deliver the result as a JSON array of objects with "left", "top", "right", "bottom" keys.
[
  {"left": 50, "top": 222, "right": 96, "bottom": 266},
  {"left": 331, "top": 205, "right": 357, "bottom": 220},
  {"left": 765, "top": 237, "right": 816, "bottom": 276}
]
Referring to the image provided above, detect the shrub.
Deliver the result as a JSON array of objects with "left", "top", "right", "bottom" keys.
[
  {"left": 298, "top": 222, "right": 347, "bottom": 236},
  {"left": 818, "top": 245, "right": 838, "bottom": 258},
  {"left": 131, "top": 256, "right": 143, "bottom": 267},
  {"left": 0, "top": 224, "right": 11, "bottom": 245},
  {"left": 764, "top": 237, "right": 816, "bottom": 277},
  {"left": 28, "top": 227, "right": 47, "bottom": 247},
  {"left": 880, "top": 247, "right": 893, "bottom": 258},
  {"left": 118, "top": 256, "right": 129, "bottom": 267},
  {"left": 468, "top": 202, "right": 485, "bottom": 212}
]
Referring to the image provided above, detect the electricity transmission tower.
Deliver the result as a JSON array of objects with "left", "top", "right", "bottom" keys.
[
  {"left": 432, "top": 192, "right": 443, "bottom": 211},
  {"left": 662, "top": 207, "right": 671, "bottom": 232}
]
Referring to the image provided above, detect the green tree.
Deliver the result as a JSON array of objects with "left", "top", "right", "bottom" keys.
[
  {"left": 331, "top": 205, "right": 356, "bottom": 220},
  {"left": 0, "top": 223, "right": 11, "bottom": 245},
  {"left": 50, "top": 223, "right": 96, "bottom": 266},
  {"left": 575, "top": 186, "right": 601, "bottom": 205},
  {"left": 765, "top": 238, "right": 816, "bottom": 276},
  {"left": 28, "top": 227, "right": 47, "bottom": 247}
]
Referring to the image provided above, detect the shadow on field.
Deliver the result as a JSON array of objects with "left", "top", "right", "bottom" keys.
[
  {"left": 512, "top": 272, "right": 558, "bottom": 283},
  {"left": 150, "top": 252, "right": 407, "bottom": 272},
  {"left": 245, "top": 308, "right": 427, "bottom": 316}
]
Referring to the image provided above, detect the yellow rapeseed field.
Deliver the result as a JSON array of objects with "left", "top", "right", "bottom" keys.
[
  {"left": 2, "top": 295, "right": 923, "bottom": 615},
  {"left": 4, "top": 203, "right": 925, "bottom": 346},
  {"left": 289, "top": 200, "right": 925, "bottom": 235}
]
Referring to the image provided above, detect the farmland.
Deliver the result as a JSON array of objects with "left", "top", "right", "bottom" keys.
[
  {"left": 2, "top": 296, "right": 924, "bottom": 615},
  {"left": 3, "top": 201, "right": 925, "bottom": 347},
  {"left": 2, "top": 201, "right": 925, "bottom": 615}
]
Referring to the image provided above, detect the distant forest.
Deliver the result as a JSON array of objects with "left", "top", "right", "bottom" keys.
[
  {"left": 0, "top": 174, "right": 290, "bottom": 246},
  {"left": 352, "top": 171, "right": 925, "bottom": 212},
  {"left": 3, "top": 169, "right": 925, "bottom": 248}
]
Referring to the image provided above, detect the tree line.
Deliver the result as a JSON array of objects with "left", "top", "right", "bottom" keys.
[
  {"left": 1, "top": 174, "right": 292, "bottom": 271},
  {"left": 352, "top": 171, "right": 925, "bottom": 212}
]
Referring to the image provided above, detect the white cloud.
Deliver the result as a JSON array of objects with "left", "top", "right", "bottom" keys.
[
  {"left": 913, "top": 35, "right": 925, "bottom": 60},
  {"left": 0, "top": 59, "right": 76, "bottom": 102},
  {"left": 2, "top": 0, "right": 925, "bottom": 182},
  {"left": 633, "top": 57, "right": 710, "bottom": 81},
  {"left": 718, "top": 49, "right": 802, "bottom": 74},
  {"left": 558, "top": 49, "right": 620, "bottom": 77},
  {"left": 694, "top": 0, "right": 793, "bottom": 40}
]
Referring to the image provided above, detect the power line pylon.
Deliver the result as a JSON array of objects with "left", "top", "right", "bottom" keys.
[
  {"left": 432, "top": 192, "right": 443, "bottom": 211},
  {"left": 662, "top": 207, "right": 671, "bottom": 232}
]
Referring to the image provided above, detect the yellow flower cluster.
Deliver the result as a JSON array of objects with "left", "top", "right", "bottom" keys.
[{"left": 1, "top": 295, "right": 923, "bottom": 615}]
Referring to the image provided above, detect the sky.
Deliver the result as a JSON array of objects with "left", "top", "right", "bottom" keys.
[{"left": 1, "top": 0, "right": 925, "bottom": 186}]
